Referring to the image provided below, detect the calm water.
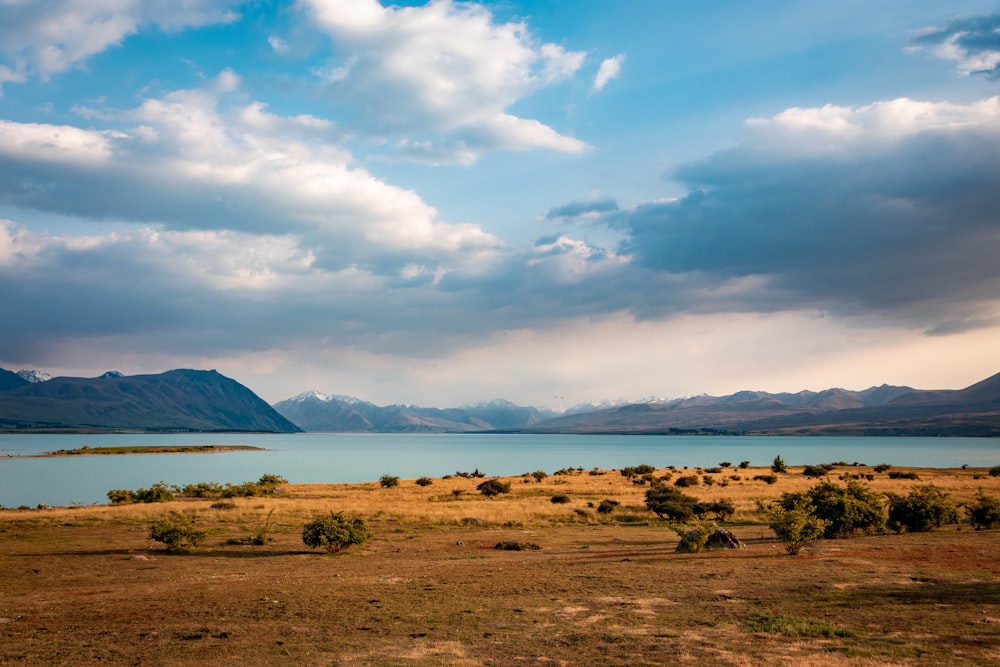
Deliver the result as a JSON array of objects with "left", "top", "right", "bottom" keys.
[{"left": 1, "top": 433, "right": 997, "bottom": 507}]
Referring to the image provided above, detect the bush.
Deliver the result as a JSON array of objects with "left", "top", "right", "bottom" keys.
[
  {"left": 989, "top": 465, "right": 1000, "bottom": 477},
  {"left": 719, "top": 461, "right": 732, "bottom": 468},
  {"left": 886, "top": 486, "right": 959, "bottom": 533},
  {"left": 738, "top": 461, "right": 751, "bottom": 469},
  {"left": 550, "top": 494, "right": 571, "bottom": 504},
  {"left": 674, "top": 475, "right": 699, "bottom": 488},
  {"left": 645, "top": 485, "right": 699, "bottom": 521},
  {"left": 529, "top": 470, "right": 548, "bottom": 482},
  {"left": 874, "top": 463, "right": 892, "bottom": 473},
  {"left": 757, "top": 499, "right": 827, "bottom": 555},
  {"left": 965, "top": 491, "right": 1000, "bottom": 530},
  {"left": 415, "top": 477, "right": 433, "bottom": 487},
  {"left": 780, "top": 481, "right": 885, "bottom": 538},
  {"left": 107, "top": 489, "right": 136, "bottom": 505},
  {"left": 674, "top": 521, "right": 713, "bottom": 553},
  {"left": 802, "top": 465, "right": 828, "bottom": 478},
  {"left": 697, "top": 498, "right": 735, "bottom": 521},
  {"left": 771, "top": 455, "right": 787, "bottom": 473},
  {"left": 476, "top": 479, "right": 511, "bottom": 497},
  {"left": 379, "top": 475, "right": 400, "bottom": 488},
  {"left": 621, "top": 464, "right": 656, "bottom": 479},
  {"left": 596, "top": 499, "right": 620, "bottom": 514},
  {"left": 135, "top": 482, "right": 175, "bottom": 504},
  {"left": 302, "top": 512, "right": 371, "bottom": 553},
  {"left": 150, "top": 512, "right": 207, "bottom": 552},
  {"left": 176, "top": 481, "right": 224, "bottom": 498},
  {"left": 753, "top": 474, "right": 778, "bottom": 484},
  {"left": 888, "top": 471, "right": 919, "bottom": 480},
  {"left": 220, "top": 474, "right": 288, "bottom": 498}
]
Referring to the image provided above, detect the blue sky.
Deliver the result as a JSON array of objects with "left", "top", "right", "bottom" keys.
[{"left": 2, "top": 0, "right": 1000, "bottom": 407}]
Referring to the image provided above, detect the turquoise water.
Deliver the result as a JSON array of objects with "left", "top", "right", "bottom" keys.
[{"left": 1, "top": 433, "right": 997, "bottom": 507}]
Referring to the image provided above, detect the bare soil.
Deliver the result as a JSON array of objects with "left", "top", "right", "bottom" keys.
[{"left": 2, "top": 464, "right": 999, "bottom": 666}]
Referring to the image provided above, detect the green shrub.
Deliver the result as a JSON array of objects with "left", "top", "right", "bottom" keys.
[
  {"left": 989, "top": 465, "right": 1000, "bottom": 477},
  {"left": 529, "top": 470, "right": 548, "bottom": 482},
  {"left": 888, "top": 471, "right": 919, "bottom": 480},
  {"left": 107, "top": 489, "right": 136, "bottom": 505},
  {"left": 965, "top": 491, "right": 1000, "bottom": 530},
  {"left": 802, "top": 465, "right": 828, "bottom": 478},
  {"left": 874, "top": 463, "right": 892, "bottom": 473},
  {"left": 780, "top": 481, "right": 885, "bottom": 538},
  {"left": 302, "top": 512, "right": 371, "bottom": 553},
  {"left": 719, "top": 462, "right": 732, "bottom": 468},
  {"left": 150, "top": 512, "right": 207, "bottom": 552},
  {"left": 757, "top": 499, "right": 827, "bottom": 555},
  {"left": 886, "top": 485, "right": 959, "bottom": 533},
  {"left": 415, "top": 477, "right": 433, "bottom": 487},
  {"left": 379, "top": 475, "right": 400, "bottom": 488},
  {"left": 697, "top": 498, "right": 735, "bottom": 521},
  {"left": 621, "top": 464, "right": 656, "bottom": 478},
  {"left": 210, "top": 500, "right": 237, "bottom": 510},
  {"left": 738, "top": 461, "right": 750, "bottom": 469},
  {"left": 674, "top": 521, "right": 713, "bottom": 553},
  {"left": 645, "top": 485, "right": 699, "bottom": 521},
  {"left": 596, "top": 499, "right": 620, "bottom": 514},
  {"left": 674, "top": 475, "right": 699, "bottom": 488},
  {"left": 771, "top": 455, "right": 787, "bottom": 473},
  {"left": 135, "top": 482, "right": 175, "bottom": 504},
  {"left": 176, "top": 481, "right": 224, "bottom": 498},
  {"left": 477, "top": 479, "right": 511, "bottom": 497},
  {"left": 754, "top": 474, "right": 778, "bottom": 484},
  {"left": 550, "top": 494, "right": 571, "bottom": 504}
]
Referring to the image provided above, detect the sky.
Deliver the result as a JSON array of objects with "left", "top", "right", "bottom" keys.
[{"left": 2, "top": 0, "right": 1000, "bottom": 408}]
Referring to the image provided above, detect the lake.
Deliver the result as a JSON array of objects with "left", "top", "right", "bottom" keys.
[{"left": 1, "top": 432, "right": 998, "bottom": 507}]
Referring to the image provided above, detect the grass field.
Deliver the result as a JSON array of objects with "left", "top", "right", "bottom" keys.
[{"left": 1, "top": 463, "right": 999, "bottom": 665}]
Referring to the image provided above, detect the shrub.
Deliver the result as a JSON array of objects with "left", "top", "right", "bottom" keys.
[
  {"left": 645, "top": 485, "right": 699, "bottom": 521},
  {"left": 888, "top": 471, "right": 919, "bottom": 480},
  {"left": 754, "top": 474, "right": 778, "bottom": 484},
  {"left": 302, "top": 512, "right": 371, "bottom": 553},
  {"left": 990, "top": 465, "right": 1000, "bottom": 477},
  {"left": 780, "top": 481, "right": 885, "bottom": 538},
  {"left": 739, "top": 461, "right": 751, "bottom": 469},
  {"left": 379, "top": 475, "right": 400, "bottom": 488},
  {"left": 135, "top": 482, "right": 175, "bottom": 504},
  {"left": 719, "top": 461, "right": 732, "bottom": 468},
  {"left": 621, "top": 464, "right": 656, "bottom": 479},
  {"left": 530, "top": 470, "right": 548, "bottom": 482},
  {"left": 886, "top": 486, "right": 959, "bottom": 533},
  {"left": 596, "top": 499, "right": 620, "bottom": 514},
  {"left": 210, "top": 500, "right": 237, "bottom": 510},
  {"left": 874, "top": 463, "right": 892, "bottom": 473},
  {"left": 965, "top": 491, "right": 1000, "bottom": 530},
  {"left": 674, "top": 521, "right": 713, "bottom": 553},
  {"left": 697, "top": 498, "right": 736, "bottom": 521},
  {"left": 702, "top": 475, "right": 715, "bottom": 486},
  {"left": 415, "top": 477, "right": 433, "bottom": 487},
  {"left": 107, "top": 489, "right": 136, "bottom": 505},
  {"left": 674, "top": 475, "right": 699, "bottom": 488},
  {"left": 757, "top": 499, "right": 827, "bottom": 555},
  {"left": 176, "top": 481, "right": 224, "bottom": 498},
  {"left": 550, "top": 494, "right": 571, "bottom": 504},
  {"left": 150, "top": 512, "right": 207, "bottom": 552},
  {"left": 802, "top": 465, "right": 828, "bottom": 478},
  {"left": 771, "top": 455, "right": 787, "bottom": 473},
  {"left": 704, "top": 467, "right": 722, "bottom": 474},
  {"left": 476, "top": 479, "right": 511, "bottom": 497}
]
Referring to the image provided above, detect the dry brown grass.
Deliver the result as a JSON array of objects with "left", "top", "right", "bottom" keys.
[{"left": 2, "top": 464, "right": 999, "bottom": 665}]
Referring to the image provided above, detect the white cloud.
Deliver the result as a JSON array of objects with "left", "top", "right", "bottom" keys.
[
  {"left": 593, "top": 53, "right": 625, "bottom": 92},
  {"left": 300, "top": 0, "right": 588, "bottom": 162},
  {"left": 0, "top": 0, "right": 242, "bottom": 83},
  {"left": 267, "top": 35, "right": 289, "bottom": 53},
  {"left": 909, "top": 13, "right": 1000, "bottom": 78}
]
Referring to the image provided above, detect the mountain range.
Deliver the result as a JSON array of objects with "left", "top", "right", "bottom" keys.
[
  {"left": 0, "top": 368, "right": 300, "bottom": 433},
  {"left": 2, "top": 366, "right": 999, "bottom": 436}
]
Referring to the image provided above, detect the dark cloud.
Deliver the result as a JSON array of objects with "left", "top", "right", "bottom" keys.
[
  {"left": 544, "top": 198, "right": 620, "bottom": 221},
  {"left": 910, "top": 12, "right": 1000, "bottom": 78},
  {"left": 616, "top": 114, "right": 1000, "bottom": 326}
]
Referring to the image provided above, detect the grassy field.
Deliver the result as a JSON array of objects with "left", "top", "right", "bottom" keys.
[{"left": 1, "top": 463, "right": 998, "bottom": 665}]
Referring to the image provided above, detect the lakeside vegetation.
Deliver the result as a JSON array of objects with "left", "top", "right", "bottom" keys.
[
  {"left": 2, "top": 462, "right": 999, "bottom": 664},
  {"left": 36, "top": 444, "right": 265, "bottom": 457}
]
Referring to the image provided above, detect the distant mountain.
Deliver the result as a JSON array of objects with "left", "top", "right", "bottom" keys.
[
  {"left": 273, "top": 393, "right": 548, "bottom": 433},
  {"left": 0, "top": 369, "right": 301, "bottom": 433},
  {"left": 16, "top": 370, "right": 53, "bottom": 384},
  {"left": 0, "top": 368, "right": 30, "bottom": 392},
  {"left": 520, "top": 373, "right": 1000, "bottom": 437}
]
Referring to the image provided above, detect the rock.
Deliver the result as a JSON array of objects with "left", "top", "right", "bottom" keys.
[{"left": 676, "top": 526, "right": 745, "bottom": 553}]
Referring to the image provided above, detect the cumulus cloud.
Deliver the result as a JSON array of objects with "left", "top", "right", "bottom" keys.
[
  {"left": 909, "top": 12, "right": 1000, "bottom": 78},
  {"left": 0, "top": 72, "right": 502, "bottom": 274},
  {"left": 300, "top": 0, "right": 588, "bottom": 162},
  {"left": 0, "top": 0, "right": 242, "bottom": 83},
  {"left": 593, "top": 53, "right": 625, "bottom": 92},
  {"left": 615, "top": 97, "right": 1000, "bottom": 332}
]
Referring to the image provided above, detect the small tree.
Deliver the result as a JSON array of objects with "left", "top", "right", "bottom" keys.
[
  {"left": 886, "top": 485, "right": 959, "bottom": 533},
  {"left": 302, "top": 512, "right": 371, "bottom": 553},
  {"left": 107, "top": 489, "right": 136, "bottom": 505},
  {"left": 150, "top": 512, "right": 207, "bottom": 552},
  {"left": 645, "top": 485, "right": 699, "bottom": 521},
  {"left": 379, "top": 475, "right": 400, "bottom": 489},
  {"left": 415, "top": 477, "right": 433, "bottom": 487},
  {"left": 781, "top": 481, "right": 885, "bottom": 538},
  {"left": 771, "top": 455, "right": 787, "bottom": 474},
  {"left": 757, "top": 499, "right": 827, "bottom": 555},
  {"left": 597, "top": 499, "right": 620, "bottom": 514},
  {"left": 965, "top": 490, "right": 1000, "bottom": 530},
  {"left": 477, "top": 479, "right": 511, "bottom": 497}
]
